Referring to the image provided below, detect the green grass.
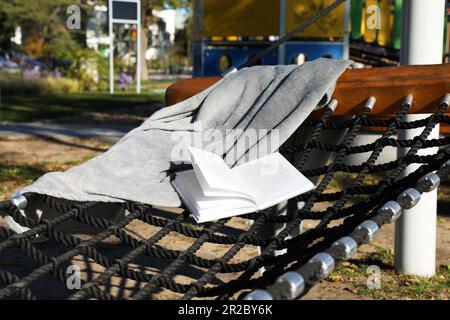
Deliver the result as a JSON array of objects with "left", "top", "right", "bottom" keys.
[
  {"left": 328, "top": 244, "right": 450, "bottom": 299},
  {"left": 0, "top": 91, "right": 164, "bottom": 123},
  {"left": 64, "top": 155, "right": 95, "bottom": 166},
  {"left": 355, "top": 265, "right": 450, "bottom": 300},
  {"left": 0, "top": 160, "right": 94, "bottom": 199},
  {"left": 0, "top": 164, "right": 46, "bottom": 183},
  {"left": 0, "top": 163, "right": 47, "bottom": 198}
]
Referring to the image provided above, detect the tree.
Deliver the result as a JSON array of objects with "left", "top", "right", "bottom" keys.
[
  {"left": 0, "top": 0, "right": 192, "bottom": 80},
  {"left": 0, "top": 9, "right": 15, "bottom": 50},
  {"left": 0, "top": 0, "right": 76, "bottom": 58}
]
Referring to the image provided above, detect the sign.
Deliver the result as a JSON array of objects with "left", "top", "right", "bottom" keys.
[
  {"left": 112, "top": 1, "right": 138, "bottom": 21},
  {"left": 109, "top": 0, "right": 141, "bottom": 94}
]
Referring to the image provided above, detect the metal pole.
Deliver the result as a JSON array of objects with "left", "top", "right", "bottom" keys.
[
  {"left": 342, "top": 0, "right": 351, "bottom": 59},
  {"left": 395, "top": 0, "right": 446, "bottom": 277},
  {"left": 278, "top": 0, "right": 286, "bottom": 65},
  {"left": 109, "top": 0, "right": 114, "bottom": 94},
  {"left": 136, "top": 0, "right": 142, "bottom": 94}
]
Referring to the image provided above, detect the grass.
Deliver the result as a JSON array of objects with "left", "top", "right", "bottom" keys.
[
  {"left": 327, "top": 244, "right": 450, "bottom": 299},
  {"left": 0, "top": 160, "right": 91, "bottom": 199},
  {"left": 0, "top": 91, "right": 164, "bottom": 123},
  {"left": 328, "top": 172, "right": 450, "bottom": 215}
]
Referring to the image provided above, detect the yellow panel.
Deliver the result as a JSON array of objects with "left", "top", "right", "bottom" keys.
[
  {"left": 362, "top": 0, "right": 377, "bottom": 43},
  {"left": 377, "top": 0, "right": 394, "bottom": 47},
  {"left": 286, "top": 0, "right": 347, "bottom": 39},
  {"left": 204, "top": 0, "right": 279, "bottom": 38}
]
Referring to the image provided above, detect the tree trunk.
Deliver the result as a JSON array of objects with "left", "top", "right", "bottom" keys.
[{"left": 140, "top": 23, "right": 149, "bottom": 81}]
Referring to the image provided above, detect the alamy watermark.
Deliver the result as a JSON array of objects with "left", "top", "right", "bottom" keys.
[
  {"left": 66, "top": 5, "right": 81, "bottom": 30},
  {"left": 66, "top": 264, "right": 81, "bottom": 290},
  {"left": 366, "top": 265, "right": 381, "bottom": 290},
  {"left": 366, "top": 4, "right": 381, "bottom": 30},
  {"left": 64, "top": 3, "right": 383, "bottom": 31},
  {"left": 170, "top": 121, "right": 282, "bottom": 175}
]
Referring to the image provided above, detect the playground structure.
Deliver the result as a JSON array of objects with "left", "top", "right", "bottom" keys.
[
  {"left": 350, "top": 0, "right": 449, "bottom": 66},
  {"left": 192, "top": 0, "right": 350, "bottom": 76},
  {"left": 192, "top": 0, "right": 450, "bottom": 77}
]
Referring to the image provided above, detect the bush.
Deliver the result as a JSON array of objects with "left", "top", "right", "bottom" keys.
[{"left": 0, "top": 75, "right": 80, "bottom": 95}]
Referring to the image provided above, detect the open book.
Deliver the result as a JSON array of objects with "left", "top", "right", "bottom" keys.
[{"left": 172, "top": 147, "right": 315, "bottom": 223}]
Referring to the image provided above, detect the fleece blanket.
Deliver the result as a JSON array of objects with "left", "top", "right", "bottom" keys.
[{"left": 20, "top": 59, "right": 353, "bottom": 207}]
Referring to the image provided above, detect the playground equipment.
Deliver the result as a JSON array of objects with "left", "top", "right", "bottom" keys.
[
  {"left": 192, "top": 0, "right": 350, "bottom": 76},
  {"left": 350, "top": 0, "right": 449, "bottom": 66},
  {"left": 193, "top": 0, "right": 449, "bottom": 75}
]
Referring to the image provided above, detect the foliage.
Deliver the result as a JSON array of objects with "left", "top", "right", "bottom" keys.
[
  {"left": 0, "top": 1, "right": 192, "bottom": 87},
  {"left": 328, "top": 243, "right": 450, "bottom": 300},
  {"left": 0, "top": 9, "right": 15, "bottom": 50},
  {"left": 0, "top": 73, "right": 80, "bottom": 95},
  {"left": 0, "top": 0, "right": 76, "bottom": 58}
]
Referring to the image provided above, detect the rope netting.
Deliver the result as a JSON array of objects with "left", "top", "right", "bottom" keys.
[{"left": 0, "top": 95, "right": 449, "bottom": 300}]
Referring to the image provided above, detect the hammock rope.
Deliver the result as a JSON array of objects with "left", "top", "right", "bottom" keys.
[{"left": 0, "top": 95, "right": 449, "bottom": 300}]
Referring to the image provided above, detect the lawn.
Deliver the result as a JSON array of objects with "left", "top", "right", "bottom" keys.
[
  {"left": 0, "top": 91, "right": 164, "bottom": 123},
  {"left": 327, "top": 244, "right": 450, "bottom": 300}
]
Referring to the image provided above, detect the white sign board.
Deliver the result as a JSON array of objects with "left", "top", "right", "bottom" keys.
[{"left": 109, "top": 0, "right": 141, "bottom": 94}]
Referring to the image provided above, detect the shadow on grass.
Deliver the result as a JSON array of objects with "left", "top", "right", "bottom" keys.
[
  {"left": 347, "top": 258, "right": 394, "bottom": 271},
  {"left": 0, "top": 92, "right": 164, "bottom": 123},
  {"left": 438, "top": 181, "right": 450, "bottom": 217},
  {"left": 437, "top": 199, "right": 450, "bottom": 217},
  {"left": 21, "top": 132, "right": 108, "bottom": 153}
]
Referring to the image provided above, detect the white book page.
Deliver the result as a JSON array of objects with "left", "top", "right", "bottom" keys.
[
  {"left": 231, "top": 153, "right": 315, "bottom": 210},
  {"left": 172, "top": 151, "right": 315, "bottom": 224},
  {"left": 172, "top": 170, "right": 255, "bottom": 221},
  {"left": 189, "top": 147, "right": 254, "bottom": 201}
]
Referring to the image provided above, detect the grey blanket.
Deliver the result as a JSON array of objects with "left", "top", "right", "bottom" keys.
[{"left": 21, "top": 59, "right": 352, "bottom": 207}]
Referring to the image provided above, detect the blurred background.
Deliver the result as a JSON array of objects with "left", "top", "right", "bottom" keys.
[
  {"left": 0, "top": 1, "right": 448, "bottom": 98},
  {"left": 0, "top": 0, "right": 448, "bottom": 130}
]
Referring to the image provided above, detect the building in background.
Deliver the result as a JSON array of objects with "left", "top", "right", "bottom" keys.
[
  {"left": 86, "top": 4, "right": 110, "bottom": 53},
  {"left": 145, "top": 9, "right": 176, "bottom": 61},
  {"left": 86, "top": 5, "right": 183, "bottom": 63}
]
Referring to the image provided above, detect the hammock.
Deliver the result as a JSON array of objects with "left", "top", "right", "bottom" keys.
[
  {"left": 0, "top": 66, "right": 448, "bottom": 299},
  {"left": 1, "top": 0, "right": 449, "bottom": 300}
]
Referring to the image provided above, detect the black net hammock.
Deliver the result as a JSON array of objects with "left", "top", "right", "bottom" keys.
[
  {"left": 0, "top": 93, "right": 449, "bottom": 300},
  {"left": 1, "top": 0, "right": 450, "bottom": 300}
]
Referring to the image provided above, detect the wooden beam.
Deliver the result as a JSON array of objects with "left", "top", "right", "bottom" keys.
[
  {"left": 331, "top": 64, "right": 450, "bottom": 116},
  {"left": 165, "top": 76, "right": 221, "bottom": 106},
  {"left": 165, "top": 64, "right": 450, "bottom": 116}
]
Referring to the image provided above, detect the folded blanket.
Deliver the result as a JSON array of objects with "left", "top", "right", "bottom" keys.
[{"left": 21, "top": 59, "right": 353, "bottom": 207}]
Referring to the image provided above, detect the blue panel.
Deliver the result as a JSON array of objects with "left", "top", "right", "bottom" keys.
[
  {"left": 193, "top": 43, "right": 203, "bottom": 77},
  {"left": 112, "top": 1, "right": 138, "bottom": 20},
  {"left": 200, "top": 46, "right": 278, "bottom": 77},
  {"left": 284, "top": 42, "right": 345, "bottom": 64},
  {"left": 193, "top": 42, "right": 346, "bottom": 77}
]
